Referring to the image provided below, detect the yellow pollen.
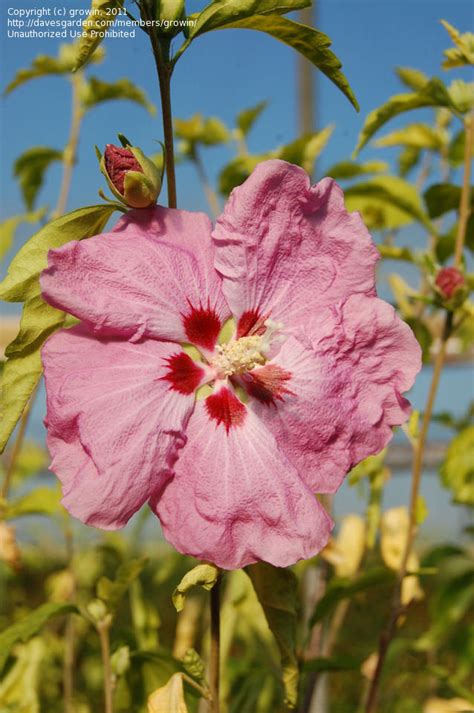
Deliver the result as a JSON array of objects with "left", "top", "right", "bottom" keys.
[{"left": 211, "top": 336, "right": 266, "bottom": 376}]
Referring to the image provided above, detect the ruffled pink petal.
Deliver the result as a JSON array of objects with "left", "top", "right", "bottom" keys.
[
  {"left": 251, "top": 295, "right": 421, "bottom": 493},
  {"left": 41, "top": 207, "right": 230, "bottom": 352},
  {"left": 42, "top": 325, "right": 199, "bottom": 528},
  {"left": 212, "top": 159, "right": 379, "bottom": 336},
  {"left": 152, "top": 390, "right": 333, "bottom": 569}
]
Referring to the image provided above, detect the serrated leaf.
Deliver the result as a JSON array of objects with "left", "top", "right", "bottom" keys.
[
  {"left": 0, "top": 210, "right": 45, "bottom": 260},
  {"left": 0, "top": 204, "right": 117, "bottom": 303},
  {"left": 210, "top": 15, "right": 358, "bottom": 110},
  {"left": 278, "top": 125, "right": 334, "bottom": 173},
  {"left": 172, "top": 564, "right": 219, "bottom": 612},
  {"left": 186, "top": 0, "right": 310, "bottom": 39},
  {"left": 396, "top": 66, "right": 430, "bottom": 91},
  {"left": 73, "top": 0, "right": 124, "bottom": 71},
  {"left": 345, "top": 175, "right": 435, "bottom": 232},
  {"left": 326, "top": 159, "right": 388, "bottom": 180},
  {"left": 0, "top": 602, "right": 78, "bottom": 673},
  {"left": 14, "top": 147, "right": 63, "bottom": 210},
  {"left": 309, "top": 568, "right": 396, "bottom": 627},
  {"left": 80, "top": 76, "right": 155, "bottom": 114},
  {"left": 236, "top": 100, "right": 268, "bottom": 136},
  {"left": 424, "top": 183, "right": 473, "bottom": 219},
  {"left": 246, "top": 562, "right": 299, "bottom": 709},
  {"left": 374, "top": 123, "right": 446, "bottom": 151},
  {"left": 440, "top": 426, "right": 474, "bottom": 505},
  {"left": 97, "top": 558, "right": 147, "bottom": 613},
  {"left": 0, "top": 296, "right": 65, "bottom": 452},
  {"left": 354, "top": 78, "right": 454, "bottom": 155},
  {"left": 441, "top": 20, "right": 474, "bottom": 69}
]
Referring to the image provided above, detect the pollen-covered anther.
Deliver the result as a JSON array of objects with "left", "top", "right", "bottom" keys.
[{"left": 211, "top": 336, "right": 267, "bottom": 377}]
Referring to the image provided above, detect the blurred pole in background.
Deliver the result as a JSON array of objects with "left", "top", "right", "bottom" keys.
[{"left": 297, "top": 4, "right": 317, "bottom": 177}]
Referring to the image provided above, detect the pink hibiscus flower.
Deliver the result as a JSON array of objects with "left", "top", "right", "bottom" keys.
[{"left": 40, "top": 160, "right": 421, "bottom": 569}]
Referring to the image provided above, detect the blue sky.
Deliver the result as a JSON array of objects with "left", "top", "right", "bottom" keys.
[{"left": 1, "top": 0, "right": 472, "bottom": 221}]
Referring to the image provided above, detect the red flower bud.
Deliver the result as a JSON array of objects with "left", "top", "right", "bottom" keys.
[
  {"left": 104, "top": 144, "right": 143, "bottom": 195},
  {"left": 434, "top": 267, "right": 465, "bottom": 299}
]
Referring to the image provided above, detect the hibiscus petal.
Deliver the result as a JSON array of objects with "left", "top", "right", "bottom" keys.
[
  {"left": 41, "top": 207, "right": 230, "bottom": 351},
  {"left": 152, "top": 392, "right": 333, "bottom": 569},
  {"left": 42, "top": 325, "right": 199, "bottom": 528},
  {"left": 212, "top": 159, "right": 379, "bottom": 336},
  {"left": 250, "top": 295, "right": 421, "bottom": 493}
]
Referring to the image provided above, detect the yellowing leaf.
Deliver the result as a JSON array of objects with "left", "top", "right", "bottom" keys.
[
  {"left": 73, "top": 0, "right": 124, "bottom": 71},
  {"left": 440, "top": 426, "right": 474, "bottom": 506},
  {"left": 423, "top": 696, "right": 474, "bottom": 713},
  {"left": 396, "top": 66, "right": 429, "bottom": 91},
  {"left": 0, "top": 209, "right": 45, "bottom": 260},
  {"left": 374, "top": 123, "right": 447, "bottom": 151},
  {"left": 80, "top": 77, "right": 155, "bottom": 114},
  {"left": 441, "top": 20, "right": 474, "bottom": 69},
  {"left": 321, "top": 514, "right": 366, "bottom": 578},
  {"left": 148, "top": 673, "right": 189, "bottom": 713},
  {"left": 172, "top": 564, "right": 219, "bottom": 612},
  {"left": 380, "top": 507, "right": 423, "bottom": 605}
]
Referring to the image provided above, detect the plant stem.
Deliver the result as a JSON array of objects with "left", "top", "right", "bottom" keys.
[
  {"left": 54, "top": 73, "right": 83, "bottom": 219},
  {"left": 98, "top": 621, "right": 114, "bottom": 713},
  {"left": 193, "top": 148, "right": 220, "bottom": 218},
  {"left": 63, "top": 524, "right": 77, "bottom": 713},
  {"left": 209, "top": 577, "right": 221, "bottom": 713},
  {"left": 146, "top": 22, "right": 177, "bottom": 208},
  {"left": 454, "top": 112, "right": 474, "bottom": 267}
]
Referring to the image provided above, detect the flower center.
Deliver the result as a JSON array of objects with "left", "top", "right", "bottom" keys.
[
  {"left": 211, "top": 319, "right": 284, "bottom": 378},
  {"left": 212, "top": 336, "right": 266, "bottom": 376}
]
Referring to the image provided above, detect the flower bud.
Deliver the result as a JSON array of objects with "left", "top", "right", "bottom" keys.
[
  {"left": 434, "top": 266, "right": 465, "bottom": 299},
  {"left": 100, "top": 143, "right": 161, "bottom": 209}
]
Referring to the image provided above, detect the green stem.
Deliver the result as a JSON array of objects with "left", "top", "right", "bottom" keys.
[
  {"left": 209, "top": 577, "right": 221, "bottom": 713},
  {"left": 454, "top": 111, "right": 474, "bottom": 267},
  {"left": 193, "top": 147, "right": 220, "bottom": 218},
  {"left": 98, "top": 621, "right": 114, "bottom": 713},
  {"left": 147, "top": 25, "right": 177, "bottom": 208},
  {"left": 53, "top": 73, "right": 83, "bottom": 219}
]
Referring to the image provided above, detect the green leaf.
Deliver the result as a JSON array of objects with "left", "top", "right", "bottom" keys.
[
  {"left": 172, "top": 564, "right": 219, "bottom": 612},
  {"left": 97, "top": 558, "right": 147, "bottom": 612},
  {"left": 0, "top": 602, "right": 78, "bottom": 674},
  {"left": 175, "top": 114, "right": 229, "bottom": 147},
  {"left": 0, "top": 204, "right": 117, "bottom": 303},
  {"left": 0, "top": 638, "right": 44, "bottom": 711},
  {"left": 448, "top": 79, "right": 474, "bottom": 114},
  {"left": 210, "top": 15, "right": 359, "bottom": 110},
  {"left": 4, "top": 486, "right": 62, "bottom": 519},
  {"left": 80, "top": 77, "right": 155, "bottom": 114},
  {"left": 398, "top": 145, "right": 421, "bottom": 177},
  {"left": 236, "top": 100, "right": 268, "bottom": 136},
  {"left": 186, "top": 0, "right": 311, "bottom": 39},
  {"left": 219, "top": 154, "right": 267, "bottom": 194},
  {"left": 0, "top": 297, "right": 65, "bottom": 452},
  {"left": 14, "top": 147, "right": 63, "bottom": 210},
  {"left": 424, "top": 183, "right": 474, "bottom": 219},
  {"left": 377, "top": 245, "right": 416, "bottom": 262},
  {"left": 441, "top": 19, "right": 474, "bottom": 69},
  {"left": 354, "top": 78, "right": 455, "bottom": 155},
  {"left": 439, "top": 426, "right": 474, "bottom": 505},
  {"left": 73, "top": 0, "right": 124, "bottom": 71},
  {"left": 5, "top": 53, "right": 73, "bottom": 95},
  {"left": 326, "top": 159, "right": 388, "bottom": 180},
  {"left": 374, "top": 123, "right": 447, "bottom": 151},
  {"left": 0, "top": 210, "right": 45, "bottom": 260},
  {"left": 246, "top": 562, "right": 299, "bottom": 709},
  {"left": 344, "top": 176, "right": 435, "bottom": 232},
  {"left": 278, "top": 126, "right": 334, "bottom": 173},
  {"left": 396, "top": 66, "right": 430, "bottom": 91},
  {"left": 405, "top": 317, "right": 433, "bottom": 364},
  {"left": 448, "top": 128, "right": 471, "bottom": 167},
  {"left": 309, "top": 568, "right": 396, "bottom": 627}
]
